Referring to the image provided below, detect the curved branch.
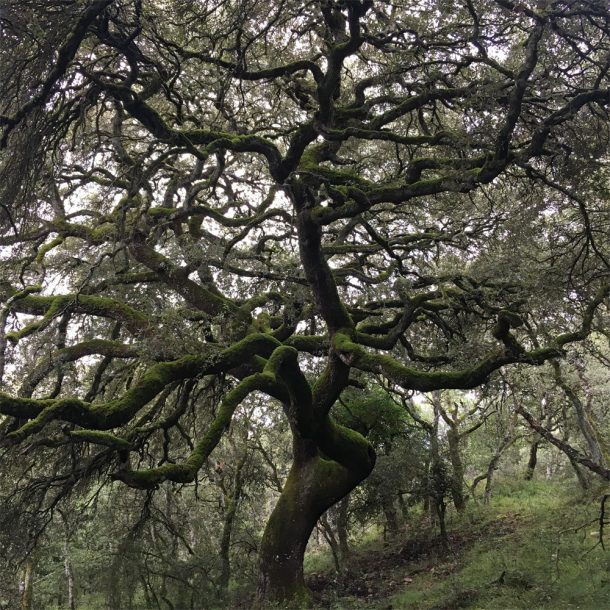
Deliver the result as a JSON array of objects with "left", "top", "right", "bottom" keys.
[
  {"left": 1, "top": 0, "right": 116, "bottom": 146},
  {"left": 114, "top": 345, "right": 301, "bottom": 488},
  {"left": 19, "top": 340, "right": 138, "bottom": 398},
  {"left": 0, "top": 333, "right": 282, "bottom": 440},
  {"left": 516, "top": 404, "right": 610, "bottom": 481}
]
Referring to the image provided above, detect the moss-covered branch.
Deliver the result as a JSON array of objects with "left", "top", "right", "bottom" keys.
[
  {"left": 293, "top": 183, "right": 354, "bottom": 333},
  {"left": 317, "top": 416, "right": 376, "bottom": 478},
  {"left": 2, "top": 289, "right": 150, "bottom": 337},
  {"left": 333, "top": 332, "right": 544, "bottom": 393},
  {"left": 69, "top": 429, "right": 132, "bottom": 450},
  {"left": 114, "top": 344, "right": 296, "bottom": 488},
  {"left": 129, "top": 236, "right": 251, "bottom": 334},
  {"left": 99, "top": 80, "right": 285, "bottom": 179},
  {"left": 0, "top": 333, "right": 283, "bottom": 441},
  {"left": 19, "top": 340, "right": 138, "bottom": 398}
]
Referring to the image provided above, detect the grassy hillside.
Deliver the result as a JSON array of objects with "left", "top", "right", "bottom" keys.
[{"left": 305, "top": 478, "right": 610, "bottom": 609}]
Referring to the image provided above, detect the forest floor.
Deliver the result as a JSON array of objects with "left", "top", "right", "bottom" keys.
[{"left": 302, "top": 478, "right": 610, "bottom": 609}]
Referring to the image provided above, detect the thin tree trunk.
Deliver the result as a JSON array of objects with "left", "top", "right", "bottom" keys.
[
  {"left": 19, "top": 558, "right": 34, "bottom": 610},
  {"left": 470, "top": 472, "right": 488, "bottom": 499},
  {"left": 382, "top": 496, "right": 400, "bottom": 537},
  {"left": 569, "top": 456, "right": 591, "bottom": 490},
  {"left": 447, "top": 427, "right": 466, "bottom": 511},
  {"left": 336, "top": 495, "right": 350, "bottom": 559},
  {"left": 483, "top": 435, "right": 515, "bottom": 504},
  {"left": 219, "top": 452, "right": 247, "bottom": 597},
  {"left": 436, "top": 497, "right": 448, "bottom": 549},
  {"left": 524, "top": 439, "right": 540, "bottom": 480},
  {"left": 0, "top": 309, "right": 8, "bottom": 384},
  {"left": 397, "top": 492, "right": 409, "bottom": 522},
  {"left": 59, "top": 509, "right": 77, "bottom": 610},
  {"left": 318, "top": 515, "right": 342, "bottom": 573},
  {"left": 554, "top": 362, "right": 606, "bottom": 466},
  {"left": 478, "top": 428, "right": 516, "bottom": 504},
  {"left": 429, "top": 392, "right": 448, "bottom": 544},
  {"left": 64, "top": 539, "right": 77, "bottom": 610},
  {"left": 483, "top": 454, "right": 500, "bottom": 504}
]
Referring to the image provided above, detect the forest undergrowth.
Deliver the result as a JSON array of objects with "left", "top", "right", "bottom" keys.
[{"left": 298, "top": 478, "right": 610, "bottom": 610}]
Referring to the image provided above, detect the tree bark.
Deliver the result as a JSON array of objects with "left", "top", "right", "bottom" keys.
[
  {"left": 64, "top": 539, "right": 76, "bottom": 610},
  {"left": 516, "top": 405, "right": 610, "bottom": 481},
  {"left": 524, "top": 439, "right": 540, "bottom": 480},
  {"left": 483, "top": 453, "right": 500, "bottom": 504},
  {"left": 254, "top": 436, "right": 374, "bottom": 608},
  {"left": 318, "top": 514, "right": 342, "bottom": 573},
  {"left": 336, "top": 495, "right": 350, "bottom": 559},
  {"left": 429, "top": 393, "right": 448, "bottom": 543},
  {"left": 219, "top": 452, "right": 247, "bottom": 597},
  {"left": 382, "top": 497, "right": 400, "bottom": 537},
  {"left": 397, "top": 492, "right": 409, "bottom": 522},
  {"left": 554, "top": 362, "right": 606, "bottom": 466},
  {"left": 59, "top": 509, "right": 77, "bottom": 610},
  {"left": 447, "top": 427, "right": 466, "bottom": 511},
  {"left": 569, "top": 456, "right": 591, "bottom": 490},
  {"left": 19, "top": 558, "right": 34, "bottom": 610}
]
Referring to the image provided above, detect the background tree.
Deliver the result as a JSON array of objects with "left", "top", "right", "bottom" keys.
[{"left": 1, "top": 0, "right": 610, "bottom": 606}]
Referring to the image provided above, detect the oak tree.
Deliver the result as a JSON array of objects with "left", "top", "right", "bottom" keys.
[{"left": 1, "top": 0, "right": 609, "bottom": 604}]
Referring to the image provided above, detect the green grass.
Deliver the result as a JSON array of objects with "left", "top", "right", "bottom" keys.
[
  {"left": 387, "top": 479, "right": 610, "bottom": 610},
  {"left": 311, "top": 478, "right": 610, "bottom": 610}
]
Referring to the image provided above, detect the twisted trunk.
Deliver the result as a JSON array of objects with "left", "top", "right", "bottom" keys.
[{"left": 255, "top": 434, "right": 374, "bottom": 607}]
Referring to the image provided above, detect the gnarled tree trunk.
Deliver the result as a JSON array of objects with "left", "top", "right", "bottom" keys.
[{"left": 255, "top": 432, "right": 374, "bottom": 607}]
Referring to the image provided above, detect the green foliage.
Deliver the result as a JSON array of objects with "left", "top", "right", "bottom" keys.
[
  {"left": 387, "top": 478, "right": 610, "bottom": 610},
  {"left": 334, "top": 388, "right": 408, "bottom": 443},
  {"left": 1, "top": 0, "right": 610, "bottom": 606}
]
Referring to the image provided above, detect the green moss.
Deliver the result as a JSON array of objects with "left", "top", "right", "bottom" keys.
[
  {"left": 0, "top": 334, "right": 291, "bottom": 447},
  {"left": 96, "top": 354, "right": 208, "bottom": 424},
  {"left": 6, "top": 295, "right": 65, "bottom": 342},
  {"left": 74, "top": 294, "right": 148, "bottom": 325},
  {"left": 219, "top": 332, "right": 281, "bottom": 366},
  {"left": 111, "top": 194, "right": 142, "bottom": 215},
  {"left": 90, "top": 223, "right": 117, "bottom": 241},
  {"left": 8, "top": 292, "right": 149, "bottom": 337},
  {"left": 6, "top": 398, "right": 86, "bottom": 441},
  {"left": 284, "top": 335, "right": 328, "bottom": 353},
  {"left": 116, "top": 370, "right": 281, "bottom": 488},
  {"left": 252, "top": 311, "right": 272, "bottom": 333},
  {"left": 298, "top": 146, "right": 323, "bottom": 170},
  {"left": 0, "top": 392, "right": 54, "bottom": 419},
  {"left": 333, "top": 331, "right": 507, "bottom": 392},
  {"left": 69, "top": 429, "right": 132, "bottom": 449},
  {"left": 60, "top": 339, "right": 135, "bottom": 359},
  {"left": 35, "top": 236, "right": 64, "bottom": 263},
  {"left": 147, "top": 206, "right": 175, "bottom": 218}
]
